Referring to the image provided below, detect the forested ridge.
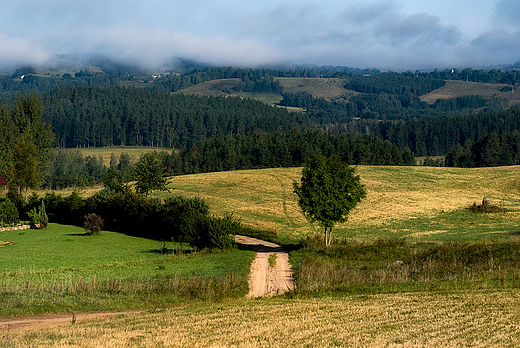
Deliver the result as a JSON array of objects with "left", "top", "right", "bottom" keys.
[
  {"left": 39, "top": 84, "right": 520, "bottom": 158},
  {"left": 42, "top": 86, "right": 306, "bottom": 148},
  {"left": 0, "top": 63, "right": 519, "bottom": 188}
]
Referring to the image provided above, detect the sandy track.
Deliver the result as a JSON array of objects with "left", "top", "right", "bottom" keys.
[
  {"left": 234, "top": 235, "right": 295, "bottom": 297},
  {"left": 0, "top": 311, "right": 141, "bottom": 331}
]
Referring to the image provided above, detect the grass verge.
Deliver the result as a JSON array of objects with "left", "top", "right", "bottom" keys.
[
  {"left": 290, "top": 236, "right": 520, "bottom": 295},
  {"left": 0, "top": 223, "right": 255, "bottom": 317}
]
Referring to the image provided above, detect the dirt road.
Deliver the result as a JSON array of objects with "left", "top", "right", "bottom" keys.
[{"left": 234, "top": 235, "right": 295, "bottom": 297}]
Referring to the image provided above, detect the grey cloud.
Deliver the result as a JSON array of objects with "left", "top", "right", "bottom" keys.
[
  {"left": 495, "top": 0, "right": 520, "bottom": 27},
  {"left": 470, "top": 29, "right": 520, "bottom": 58},
  {"left": 340, "top": 1, "right": 396, "bottom": 24},
  {"left": 0, "top": 34, "right": 50, "bottom": 72}
]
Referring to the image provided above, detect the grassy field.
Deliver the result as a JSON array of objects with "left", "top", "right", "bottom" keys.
[
  {"left": 161, "top": 165, "right": 520, "bottom": 243},
  {"left": 64, "top": 146, "right": 171, "bottom": 166},
  {"left": 0, "top": 223, "right": 254, "bottom": 316},
  {"left": 276, "top": 77, "right": 354, "bottom": 100},
  {"left": 420, "top": 80, "right": 520, "bottom": 107},
  {"left": 176, "top": 78, "right": 242, "bottom": 97},
  {"left": 236, "top": 92, "right": 283, "bottom": 104},
  {"left": 2, "top": 165, "right": 520, "bottom": 345},
  {"left": 3, "top": 290, "right": 519, "bottom": 347}
]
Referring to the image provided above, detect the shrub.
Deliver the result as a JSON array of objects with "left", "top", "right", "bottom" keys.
[
  {"left": 183, "top": 213, "right": 238, "bottom": 250},
  {"left": 467, "top": 202, "right": 506, "bottom": 213},
  {"left": 0, "top": 198, "right": 19, "bottom": 226},
  {"left": 84, "top": 213, "right": 104, "bottom": 235},
  {"left": 27, "top": 207, "right": 40, "bottom": 228},
  {"left": 40, "top": 201, "right": 48, "bottom": 228}
]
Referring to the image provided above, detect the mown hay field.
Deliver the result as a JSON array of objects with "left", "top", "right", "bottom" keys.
[
  {"left": 162, "top": 165, "right": 520, "bottom": 243},
  {"left": 3, "top": 290, "right": 519, "bottom": 347}
]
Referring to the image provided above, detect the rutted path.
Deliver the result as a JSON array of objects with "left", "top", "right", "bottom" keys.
[{"left": 234, "top": 235, "right": 295, "bottom": 297}]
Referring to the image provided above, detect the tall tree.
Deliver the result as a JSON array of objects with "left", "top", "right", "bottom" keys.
[
  {"left": 0, "top": 104, "right": 15, "bottom": 180},
  {"left": 12, "top": 94, "right": 54, "bottom": 184},
  {"left": 135, "top": 152, "right": 167, "bottom": 196},
  {"left": 293, "top": 154, "right": 366, "bottom": 247},
  {"left": 10, "top": 132, "right": 39, "bottom": 199}
]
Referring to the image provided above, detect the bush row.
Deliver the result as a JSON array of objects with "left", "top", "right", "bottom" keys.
[{"left": 41, "top": 190, "right": 237, "bottom": 250}]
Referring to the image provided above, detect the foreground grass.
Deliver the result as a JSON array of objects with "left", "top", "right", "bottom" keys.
[
  {"left": 0, "top": 224, "right": 254, "bottom": 316},
  {"left": 164, "top": 166, "right": 520, "bottom": 244},
  {"left": 291, "top": 237, "right": 520, "bottom": 295},
  {"left": 2, "top": 290, "right": 519, "bottom": 347}
]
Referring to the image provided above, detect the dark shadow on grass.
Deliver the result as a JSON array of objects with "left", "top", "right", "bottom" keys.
[
  {"left": 66, "top": 233, "right": 93, "bottom": 236},
  {"left": 142, "top": 248, "right": 195, "bottom": 255},
  {"left": 508, "top": 231, "right": 520, "bottom": 236}
]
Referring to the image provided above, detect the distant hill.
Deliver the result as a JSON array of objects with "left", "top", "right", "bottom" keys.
[{"left": 421, "top": 80, "right": 520, "bottom": 108}]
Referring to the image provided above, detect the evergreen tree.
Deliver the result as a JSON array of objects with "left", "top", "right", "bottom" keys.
[{"left": 10, "top": 132, "right": 39, "bottom": 199}]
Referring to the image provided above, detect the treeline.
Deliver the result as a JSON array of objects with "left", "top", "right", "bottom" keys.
[
  {"left": 171, "top": 130, "right": 415, "bottom": 175},
  {"left": 281, "top": 91, "right": 506, "bottom": 122},
  {"left": 445, "top": 131, "right": 520, "bottom": 167},
  {"left": 151, "top": 68, "right": 284, "bottom": 93},
  {"left": 6, "top": 190, "right": 237, "bottom": 250},
  {"left": 418, "top": 67, "right": 520, "bottom": 85},
  {"left": 44, "top": 150, "right": 135, "bottom": 189},
  {"left": 331, "top": 106, "right": 520, "bottom": 156},
  {"left": 42, "top": 86, "right": 306, "bottom": 148},
  {"left": 0, "top": 74, "right": 116, "bottom": 98},
  {"left": 43, "top": 130, "right": 414, "bottom": 190}
]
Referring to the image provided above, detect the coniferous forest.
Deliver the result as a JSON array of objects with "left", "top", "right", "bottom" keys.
[{"left": 1, "top": 64, "right": 520, "bottom": 192}]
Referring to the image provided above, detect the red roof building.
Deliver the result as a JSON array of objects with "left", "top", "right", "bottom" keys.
[{"left": 0, "top": 174, "right": 7, "bottom": 186}]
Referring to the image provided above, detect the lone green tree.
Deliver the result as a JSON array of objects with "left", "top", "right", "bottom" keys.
[
  {"left": 293, "top": 154, "right": 366, "bottom": 247},
  {"left": 135, "top": 152, "right": 167, "bottom": 196}
]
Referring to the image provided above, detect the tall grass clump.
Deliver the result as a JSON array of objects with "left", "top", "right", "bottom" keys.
[{"left": 291, "top": 235, "right": 520, "bottom": 294}]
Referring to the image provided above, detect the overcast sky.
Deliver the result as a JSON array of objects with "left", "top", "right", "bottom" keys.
[{"left": 0, "top": 0, "right": 519, "bottom": 72}]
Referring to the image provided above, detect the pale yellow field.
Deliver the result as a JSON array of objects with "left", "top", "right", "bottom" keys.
[
  {"left": 3, "top": 290, "right": 519, "bottom": 347},
  {"left": 162, "top": 166, "right": 520, "bottom": 240}
]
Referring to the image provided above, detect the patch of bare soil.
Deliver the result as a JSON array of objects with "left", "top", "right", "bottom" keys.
[
  {"left": 234, "top": 235, "right": 296, "bottom": 297},
  {"left": 0, "top": 311, "right": 142, "bottom": 331}
]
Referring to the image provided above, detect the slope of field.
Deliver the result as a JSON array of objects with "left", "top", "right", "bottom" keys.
[
  {"left": 176, "top": 77, "right": 354, "bottom": 103},
  {"left": 176, "top": 78, "right": 242, "bottom": 97},
  {"left": 420, "top": 80, "right": 520, "bottom": 107},
  {"left": 3, "top": 290, "right": 519, "bottom": 347},
  {"left": 275, "top": 77, "right": 353, "bottom": 100},
  {"left": 161, "top": 166, "right": 520, "bottom": 242}
]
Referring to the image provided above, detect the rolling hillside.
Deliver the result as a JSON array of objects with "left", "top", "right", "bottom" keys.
[
  {"left": 420, "top": 80, "right": 520, "bottom": 107},
  {"left": 177, "top": 76, "right": 520, "bottom": 108},
  {"left": 158, "top": 165, "right": 520, "bottom": 243}
]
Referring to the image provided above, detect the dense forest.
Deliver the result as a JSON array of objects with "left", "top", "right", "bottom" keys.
[
  {"left": 445, "top": 131, "right": 520, "bottom": 167},
  {"left": 42, "top": 86, "right": 306, "bottom": 148},
  {"left": 1, "top": 62, "right": 520, "bottom": 192},
  {"left": 172, "top": 130, "right": 415, "bottom": 175}
]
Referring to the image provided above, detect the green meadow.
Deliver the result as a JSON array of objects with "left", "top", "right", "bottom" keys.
[{"left": 0, "top": 224, "right": 254, "bottom": 316}]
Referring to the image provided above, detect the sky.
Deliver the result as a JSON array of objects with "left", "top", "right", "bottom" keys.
[{"left": 0, "top": 0, "right": 519, "bottom": 72}]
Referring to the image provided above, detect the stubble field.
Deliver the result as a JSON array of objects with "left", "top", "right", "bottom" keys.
[{"left": 3, "top": 290, "right": 519, "bottom": 347}]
